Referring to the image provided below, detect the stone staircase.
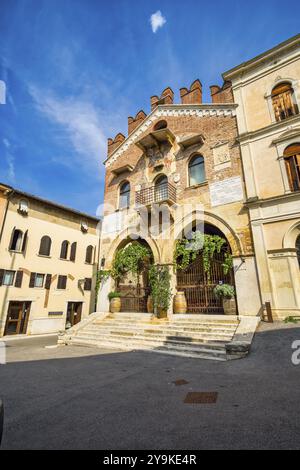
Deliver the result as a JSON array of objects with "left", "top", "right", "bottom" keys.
[{"left": 61, "top": 312, "right": 241, "bottom": 361}]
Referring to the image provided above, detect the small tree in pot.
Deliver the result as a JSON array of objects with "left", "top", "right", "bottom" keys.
[
  {"left": 148, "top": 265, "right": 172, "bottom": 318},
  {"left": 213, "top": 284, "right": 237, "bottom": 315}
]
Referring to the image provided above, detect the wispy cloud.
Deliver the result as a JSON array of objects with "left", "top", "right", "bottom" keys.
[
  {"left": 29, "top": 85, "right": 106, "bottom": 177},
  {"left": 150, "top": 11, "right": 166, "bottom": 33},
  {"left": 3, "top": 138, "right": 16, "bottom": 183}
]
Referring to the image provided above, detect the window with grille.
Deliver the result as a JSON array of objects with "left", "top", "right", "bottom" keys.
[{"left": 271, "top": 83, "right": 299, "bottom": 122}]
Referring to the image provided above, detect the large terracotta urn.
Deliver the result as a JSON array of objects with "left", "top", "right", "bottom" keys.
[
  {"left": 222, "top": 298, "right": 237, "bottom": 315},
  {"left": 110, "top": 297, "right": 121, "bottom": 313},
  {"left": 174, "top": 291, "right": 187, "bottom": 314},
  {"left": 147, "top": 295, "right": 154, "bottom": 313}
]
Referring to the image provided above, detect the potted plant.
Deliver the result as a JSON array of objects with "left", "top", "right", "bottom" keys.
[
  {"left": 213, "top": 284, "right": 236, "bottom": 315},
  {"left": 148, "top": 265, "right": 172, "bottom": 319},
  {"left": 108, "top": 291, "right": 122, "bottom": 313}
]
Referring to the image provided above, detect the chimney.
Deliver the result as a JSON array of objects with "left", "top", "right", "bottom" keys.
[
  {"left": 180, "top": 79, "right": 202, "bottom": 104},
  {"left": 107, "top": 133, "right": 125, "bottom": 156},
  {"left": 128, "top": 110, "right": 147, "bottom": 135},
  {"left": 210, "top": 81, "right": 233, "bottom": 104},
  {"left": 151, "top": 86, "right": 174, "bottom": 110}
]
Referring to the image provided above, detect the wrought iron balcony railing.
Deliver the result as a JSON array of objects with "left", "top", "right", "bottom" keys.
[{"left": 135, "top": 182, "right": 176, "bottom": 206}]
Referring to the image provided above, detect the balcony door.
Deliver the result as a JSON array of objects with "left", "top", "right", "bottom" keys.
[{"left": 154, "top": 175, "right": 168, "bottom": 203}]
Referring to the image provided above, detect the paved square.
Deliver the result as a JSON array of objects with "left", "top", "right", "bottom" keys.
[{"left": 0, "top": 323, "right": 300, "bottom": 449}]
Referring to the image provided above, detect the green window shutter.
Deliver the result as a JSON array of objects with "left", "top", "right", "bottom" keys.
[
  {"left": 84, "top": 277, "right": 92, "bottom": 291},
  {"left": 29, "top": 272, "right": 36, "bottom": 288},
  {"left": 45, "top": 274, "right": 52, "bottom": 290}
]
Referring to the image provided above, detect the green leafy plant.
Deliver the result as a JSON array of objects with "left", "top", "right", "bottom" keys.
[
  {"left": 148, "top": 264, "right": 172, "bottom": 313},
  {"left": 284, "top": 316, "right": 300, "bottom": 324},
  {"left": 213, "top": 284, "right": 235, "bottom": 300},
  {"left": 95, "top": 270, "right": 111, "bottom": 298},
  {"left": 108, "top": 291, "right": 122, "bottom": 300},
  {"left": 174, "top": 231, "right": 233, "bottom": 280},
  {"left": 111, "top": 242, "right": 151, "bottom": 280}
]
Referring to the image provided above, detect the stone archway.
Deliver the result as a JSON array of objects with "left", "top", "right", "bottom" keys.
[
  {"left": 174, "top": 221, "right": 236, "bottom": 314},
  {"left": 112, "top": 238, "right": 154, "bottom": 313}
]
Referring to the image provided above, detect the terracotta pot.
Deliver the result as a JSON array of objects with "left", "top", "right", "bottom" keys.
[
  {"left": 147, "top": 295, "right": 154, "bottom": 313},
  {"left": 157, "top": 307, "right": 168, "bottom": 319},
  {"left": 110, "top": 297, "right": 121, "bottom": 313},
  {"left": 222, "top": 298, "right": 237, "bottom": 315},
  {"left": 173, "top": 291, "right": 187, "bottom": 314}
]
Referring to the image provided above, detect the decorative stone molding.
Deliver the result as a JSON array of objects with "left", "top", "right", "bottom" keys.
[{"left": 105, "top": 104, "right": 237, "bottom": 168}]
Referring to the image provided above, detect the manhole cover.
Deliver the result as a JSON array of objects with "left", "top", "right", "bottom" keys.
[
  {"left": 173, "top": 379, "right": 189, "bottom": 386},
  {"left": 184, "top": 392, "right": 218, "bottom": 404}
]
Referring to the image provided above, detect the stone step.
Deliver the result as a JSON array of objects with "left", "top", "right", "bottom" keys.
[
  {"left": 97, "top": 320, "right": 238, "bottom": 332},
  {"left": 74, "top": 334, "right": 227, "bottom": 350},
  {"left": 85, "top": 323, "right": 235, "bottom": 337},
  {"left": 105, "top": 314, "right": 239, "bottom": 325},
  {"left": 69, "top": 336, "right": 227, "bottom": 360},
  {"left": 80, "top": 327, "right": 234, "bottom": 342}
]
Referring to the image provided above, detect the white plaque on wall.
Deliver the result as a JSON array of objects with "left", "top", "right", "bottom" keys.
[{"left": 209, "top": 176, "right": 244, "bottom": 207}]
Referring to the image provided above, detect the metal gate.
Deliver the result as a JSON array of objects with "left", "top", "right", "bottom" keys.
[
  {"left": 176, "top": 251, "right": 233, "bottom": 314},
  {"left": 118, "top": 284, "right": 150, "bottom": 313}
]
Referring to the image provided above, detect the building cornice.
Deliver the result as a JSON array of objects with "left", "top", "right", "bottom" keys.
[
  {"left": 223, "top": 33, "right": 300, "bottom": 81},
  {"left": 104, "top": 103, "right": 238, "bottom": 168},
  {"left": 237, "top": 114, "right": 300, "bottom": 143},
  {"left": 245, "top": 190, "right": 300, "bottom": 208}
]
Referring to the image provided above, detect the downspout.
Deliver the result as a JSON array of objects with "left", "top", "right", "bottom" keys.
[{"left": 0, "top": 189, "right": 14, "bottom": 245}]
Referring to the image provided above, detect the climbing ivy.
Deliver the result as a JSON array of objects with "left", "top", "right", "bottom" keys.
[
  {"left": 174, "top": 231, "right": 233, "bottom": 280},
  {"left": 148, "top": 264, "right": 172, "bottom": 312},
  {"left": 111, "top": 242, "right": 151, "bottom": 280}
]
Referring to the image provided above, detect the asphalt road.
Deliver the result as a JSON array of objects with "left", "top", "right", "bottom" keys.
[{"left": 0, "top": 323, "right": 300, "bottom": 450}]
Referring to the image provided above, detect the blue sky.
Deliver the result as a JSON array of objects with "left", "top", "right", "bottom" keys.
[{"left": 0, "top": 0, "right": 299, "bottom": 216}]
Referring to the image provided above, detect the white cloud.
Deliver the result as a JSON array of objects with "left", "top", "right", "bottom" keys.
[
  {"left": 3, "top": 138, "right": 16, "bottom": 183},
  {"left": 29, "top": 86, "right": 106, "bottom": 177},
  {"left": 150, "top": 11, "right": 166, "bottom": 33}
]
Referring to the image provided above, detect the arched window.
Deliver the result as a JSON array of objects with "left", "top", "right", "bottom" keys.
[
  {"left": 39, "top": 236, "right": 52, "bottom": 256},
  {"left": 296, "top": 235, "right": 300, "bottom": 268},
  {"left": 189, "top": 155, "right": 205, "bottom": 186},
  {"left": 154, "top": 120, "right": 167, "bottom": 131},
  {"left": 271, "top": 82, "right": 299, "bottom": 122},
  {"left": 85, "top": 245, "right": 94, "bottom": 264},
  {"left": 154, "top": 174, "right": 168, "bottom": 202},
  {"left": 60, "top": 240, "right": 69, "bottom": 260},
  {"left": 9, "top": 228, "right": 24, "bottom": 251},
  {"left": 284, "top": 144, "right": 300, "bottom": 192},
  {"left": 119, "top": 181, "right": 130, "bottom": 209}
]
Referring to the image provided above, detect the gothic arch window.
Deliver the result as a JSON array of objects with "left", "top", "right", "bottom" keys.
[
  {"left": 60, "top": 240, "right": 69, "bottom": 260},
  {"left": 296, "top": 235, "right": 300, "bottom": 267},
  {"left": 271, "top": 82, "right": 299, "bottom": 122},
  {"left": 119, "top": 181, "right": 130, "bottom": 209},
  {"left": 39, "top": 235, "right": 52, "bottom": 256},
  {"left": 284, "top": 143, "right": 300, "bottom": 192},
  {"left": 85, "top": 245, "right": 94, "bottom": 264},
  {"left": 188, "top": 154, "right": 206, "bottom": 186}
]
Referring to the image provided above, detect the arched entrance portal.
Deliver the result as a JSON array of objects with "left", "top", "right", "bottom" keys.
[
  {"left": 176, "top": 223, "right": 234, "bottom": 314},
  {"left": 114, "top": 238, "right": 154, "bottom": 313}
]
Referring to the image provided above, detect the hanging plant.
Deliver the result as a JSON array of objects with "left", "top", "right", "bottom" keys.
[
  {"left": 111, "top": 242, "right": 151, "bottom": 280},
  {"left": 174, "top": 231, "right": 233, "bottom": 280},
  {"left": 95, "top": 269, "right": 111, "bottom": 298}
]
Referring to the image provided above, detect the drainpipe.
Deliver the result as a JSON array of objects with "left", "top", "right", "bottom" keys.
[{"left": 0, "top": 189, "right": 14, "bottom": 245}]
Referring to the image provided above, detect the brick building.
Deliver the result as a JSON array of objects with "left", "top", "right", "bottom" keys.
[{"left": 98, "top": 79, "right": 261, "bottom": 317}]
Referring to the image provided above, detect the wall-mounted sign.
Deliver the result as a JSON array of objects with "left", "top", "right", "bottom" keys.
[
  {"left": 209, "top": 176, "right": 244, "bottom": 207},
  {"left": 213, "top": 143, "right": 231, "bottom": 171},
  {"left": 48, "top": 311, "right": 63, "bottom": 316}
]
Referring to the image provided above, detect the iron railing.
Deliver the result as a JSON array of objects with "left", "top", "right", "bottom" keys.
[{"left": 135, "top": 182, "right": 176, "bottom": 206}]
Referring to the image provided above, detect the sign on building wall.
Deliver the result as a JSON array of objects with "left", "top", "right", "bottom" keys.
[
  {"left": 209, "top": 176, "right": 244, "bottom": 207},
  {"left": 213, "top": 143, "right": 231, "bottom": 171}
]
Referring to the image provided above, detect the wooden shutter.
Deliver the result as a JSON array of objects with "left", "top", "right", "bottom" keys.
[
  {"left": 0, "top": 269, "right": 4, "bottom": 286},
  {"left": 84, "top": 277, "right": 92, "bottom": 291},
  {"left": 45, "top": 274, "right": 52, "bottom": 290},
  {"left": 22, "top": 230, "right": 28, "bottom": 252},
  {"left": 70, "top": 242, "right": 77, "bottom": 262},
  {"left": 8, "top": 226, "right": 16, "bottom": 250},
  {"left": 60, "top": 241, "right": 68, "bottom": 259},
  {"left": 15, "top": 270, "right": 23, "bottom": 288},
  {"left": 29, "top": 272, "right": 36, "bottom": 288}
]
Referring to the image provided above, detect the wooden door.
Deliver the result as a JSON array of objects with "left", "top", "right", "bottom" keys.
[
  {"left": 4, "top": 301, "right": 31, "bottom": 335},
  {"left": 66, "top": 302, "right": 82, "bottom": 328}
]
